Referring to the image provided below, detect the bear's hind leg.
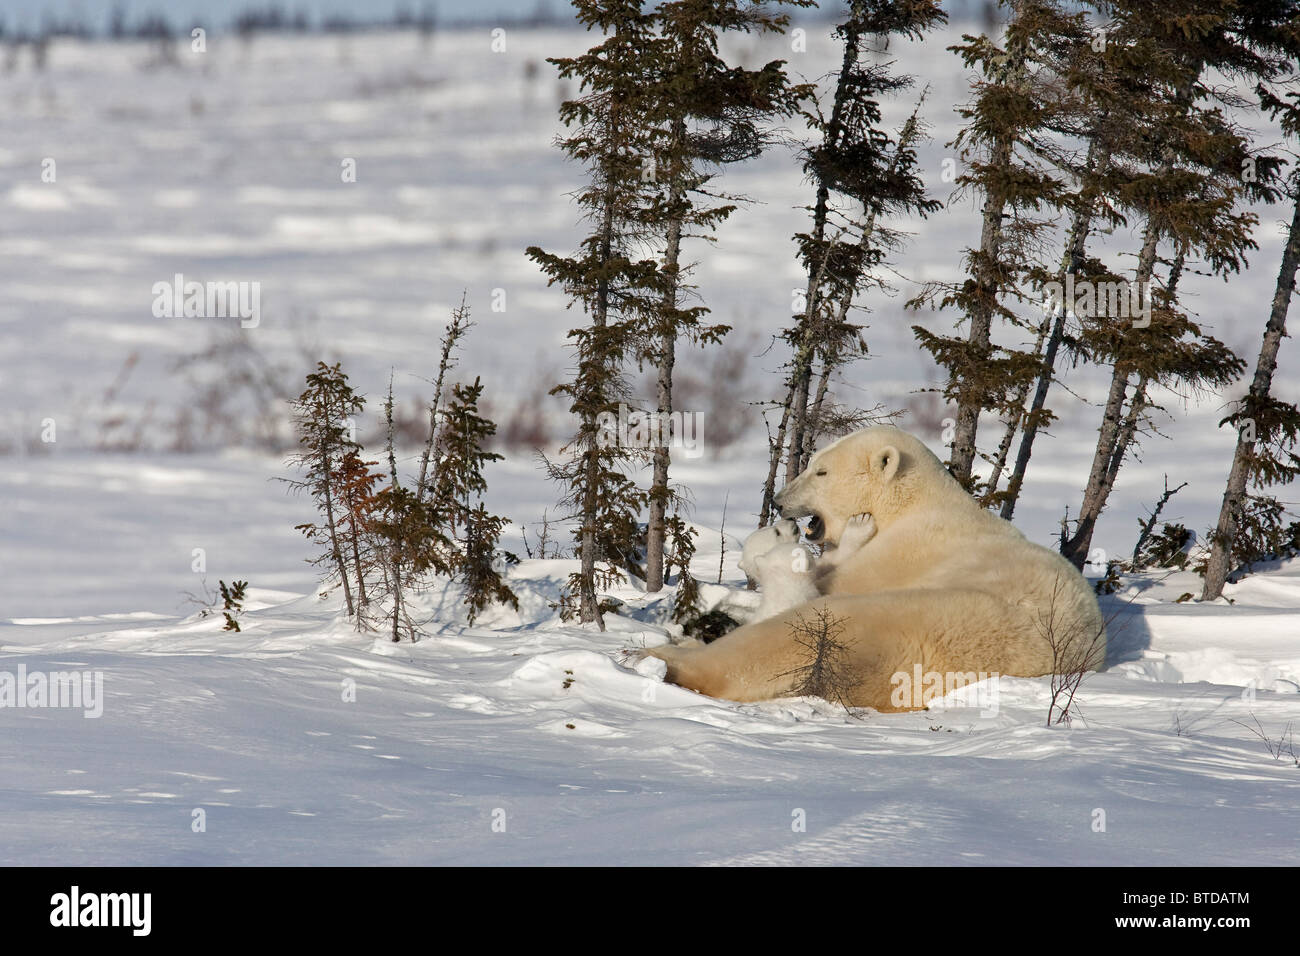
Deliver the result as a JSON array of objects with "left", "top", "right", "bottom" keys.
[{"left": 641, "top": 641, "right": 743, "bottom": 701}]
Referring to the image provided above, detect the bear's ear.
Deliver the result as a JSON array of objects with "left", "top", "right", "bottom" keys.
[{"left": 871, "top": 445, "right": 901, "bottom": 483}]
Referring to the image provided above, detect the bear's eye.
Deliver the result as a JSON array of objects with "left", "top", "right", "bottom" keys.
[{"left": 816, "top": 469, "right": 827, "bottom": 477}]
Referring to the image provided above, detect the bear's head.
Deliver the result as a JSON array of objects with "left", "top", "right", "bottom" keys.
[
  {"left": 773, "top": 425, "right": 956, "bottom": 545},
  {"left": 738, "top": 519, "right": 805, "bottom": 582}
]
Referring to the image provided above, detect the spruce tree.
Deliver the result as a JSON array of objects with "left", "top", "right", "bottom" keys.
[
  {"left": 992, "top": 5, "right": 1139, "bottom": 517},
  {"left": 460, "top": 502, "right": 519, "bottom": 624},
  {"left": 218, "top": 580, "right": 248, "bottom": 632},
  {"left": 910, "top": 0, "right": 1077, "bottom": 491},
  {"left": 760, "top": 0, "right": 946, "bottom": 524},
  {"left": 1202, "top": 79, "right": 1300, "bottom": 600},
  {"left": 284, "top": 362, "right": 374, "bottom": 621},
  {"left": 526, "top": 0, "right": 665, "bottom": 628},
  {"left": 1059, "top": 0, "right": 1292, "bottom": 568},
  {"left": 416, "top": 294, "right": 471, "bottom": 501},
  {"left": 431, "top": 379, "right": 497, "bottom": 532},
  {"left": 638, "top": 0, "right": 808, "bottom": 591},
  {"left": 432, "top": 377, "right": 519, "bottom": 623},
  {"left": 993, "top": 0, "right": 1298, "bottom": 520},
  {"left": 369, "top": 374, "right": 453, "bottom": 641},
  {"left": 334, "top": 445, "right": 380, "bottom": 618},
  {"left": 665, "top": 511, "right": 701, "bottom": 625},
  {"left": 370, "top": 481, "right": 448, "bottom": 639}
]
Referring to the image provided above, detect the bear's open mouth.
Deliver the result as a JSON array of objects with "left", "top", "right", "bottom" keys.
[{"left": 805, "top": 514, "right": 825, "bottom": 543}]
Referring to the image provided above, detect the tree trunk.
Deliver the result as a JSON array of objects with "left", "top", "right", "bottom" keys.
[
  {"left": 949, "top": 128, "right": 1012, "bottom": 487},
  {"left": 758, "top": 390, "right": 793, "bottom": 528},
  {"left": 949, "top": 3, "right": 1029, "bottom": 487},
  {"left": 1000, "top": 137, "right": 1111, "bottom": 520},
  {"left": 982, "top": 311, "right": 1050, "bottom": 506},
  {"left": 645, "top": 152, "right": 685, "bottom": 593},
  {"left": 1103, "top": 372, "right": 1149, "bottom": 502},
  {"left": 321, "top": 444, "right": 355, "bottom": 617},
  {"left": 803, "top": 352, "right": 834, "bottom": 463},
  {"left": 644, "top": 343, "right": 674, "bottom": 592},
  {"left": 385, "top": 382, "right": 405, "bottom": 641},
  {"left": 1202, "top": 193, "right": 1300, "bottom": 600},
  {"left": 778, "top": 22, "right": 861, "bottom": 488},
  {"left": 578, "top": 182, "right": 618, "bottom": 629},
  {"left": 784, "top": 219, "right": 830, "bottom": 485},
  {"left": 343, "top": 473, "right": 369, "bottom": 614},
  {"left": 1062, "top": 367, "right": 1132, "bottom": 568},
  {"left": 999, "top": 304, "right": 1066, "bottom": 520},
  {"left": 1062, "top": 371, "right": 1149, "bottom": 571},
  {"left": 1061, "top": 225, "right": 1161, "bottom": 568},
  {"left": 416, "top": 296, "right": 464, "bottom": 501}
]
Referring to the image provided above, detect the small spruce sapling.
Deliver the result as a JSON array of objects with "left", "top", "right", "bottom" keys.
[
  {"left": 1134, "top": 524, "right": 1193, "bottom": 572},
  {"left": 219, "top": 579, "right": 248, "bottom": 632},
  {"left": 284, "top": 361, "right": 378, "bottom": 622},
  {"left": 775, "top": 606, "right": 859, "bottom": 715},
  {"left": 431, "top": 376, "right": 519, "bottom": 623},
  {"left": 1129, "top": 476, "right": 1188, "bottom": 569},
  {"left": 416, "top": 293, "right": 472, "bottom": 501},
  {"left": 665, "top": 511, "right": 700, "bottom": 626},
  {"left": 666, "top": 511, "right": 739, "bottom": 643},
  {"left": 367, "top": 373, "right": 455, "bottom": 641}
]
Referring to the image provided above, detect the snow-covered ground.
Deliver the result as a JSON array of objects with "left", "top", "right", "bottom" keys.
[
  {"left": 2, "top": 23, "right": 1298, "bottom": 865},
  {"left": 2, "top": 460, "right": 1298, "bottom": 865}
]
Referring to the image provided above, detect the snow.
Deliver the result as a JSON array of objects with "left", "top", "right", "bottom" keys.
[
  {"left": 3, "top": 452, "right": 1297, "bottom": 865},
  {"left": 2, "top": 23, "right": 1298, "bottom": 865}
]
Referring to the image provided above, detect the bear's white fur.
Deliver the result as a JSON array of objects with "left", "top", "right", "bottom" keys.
[
  {"left": 738, "top": 516, "right": 878, "bottom": 621},
  {"left": 643, "top": 425, "right": 1106, "bottom": 711}
]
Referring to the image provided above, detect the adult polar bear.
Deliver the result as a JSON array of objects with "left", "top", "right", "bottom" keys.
[{"left": 644, "top": 425, "right": 1106, "bottom": 711}]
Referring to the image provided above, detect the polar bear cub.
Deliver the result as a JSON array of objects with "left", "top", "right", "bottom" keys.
[
  {"left": 737, "top": 519, "right": 812, "bottom": 620},
  {"left": 738, "top": 514, "right": 877, "bottom": 621}
]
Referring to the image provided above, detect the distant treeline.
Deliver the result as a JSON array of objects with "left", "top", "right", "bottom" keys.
[
  {"left": 3, "top": 3, "right": 519, "bottom": 42},
  {"left": 0, "top": 0, "right": 1004, "bottom": 43}
]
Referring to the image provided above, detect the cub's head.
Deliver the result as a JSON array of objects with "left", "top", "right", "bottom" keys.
[
  {"left": 738, "top": 519, "right": 802, "bottom": 581},
  {"left": 751, "top": 541, "right": 814, "bottom": 588},
  {"left": 773, "top": 425, "right": 949, "bottom": 546}
]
